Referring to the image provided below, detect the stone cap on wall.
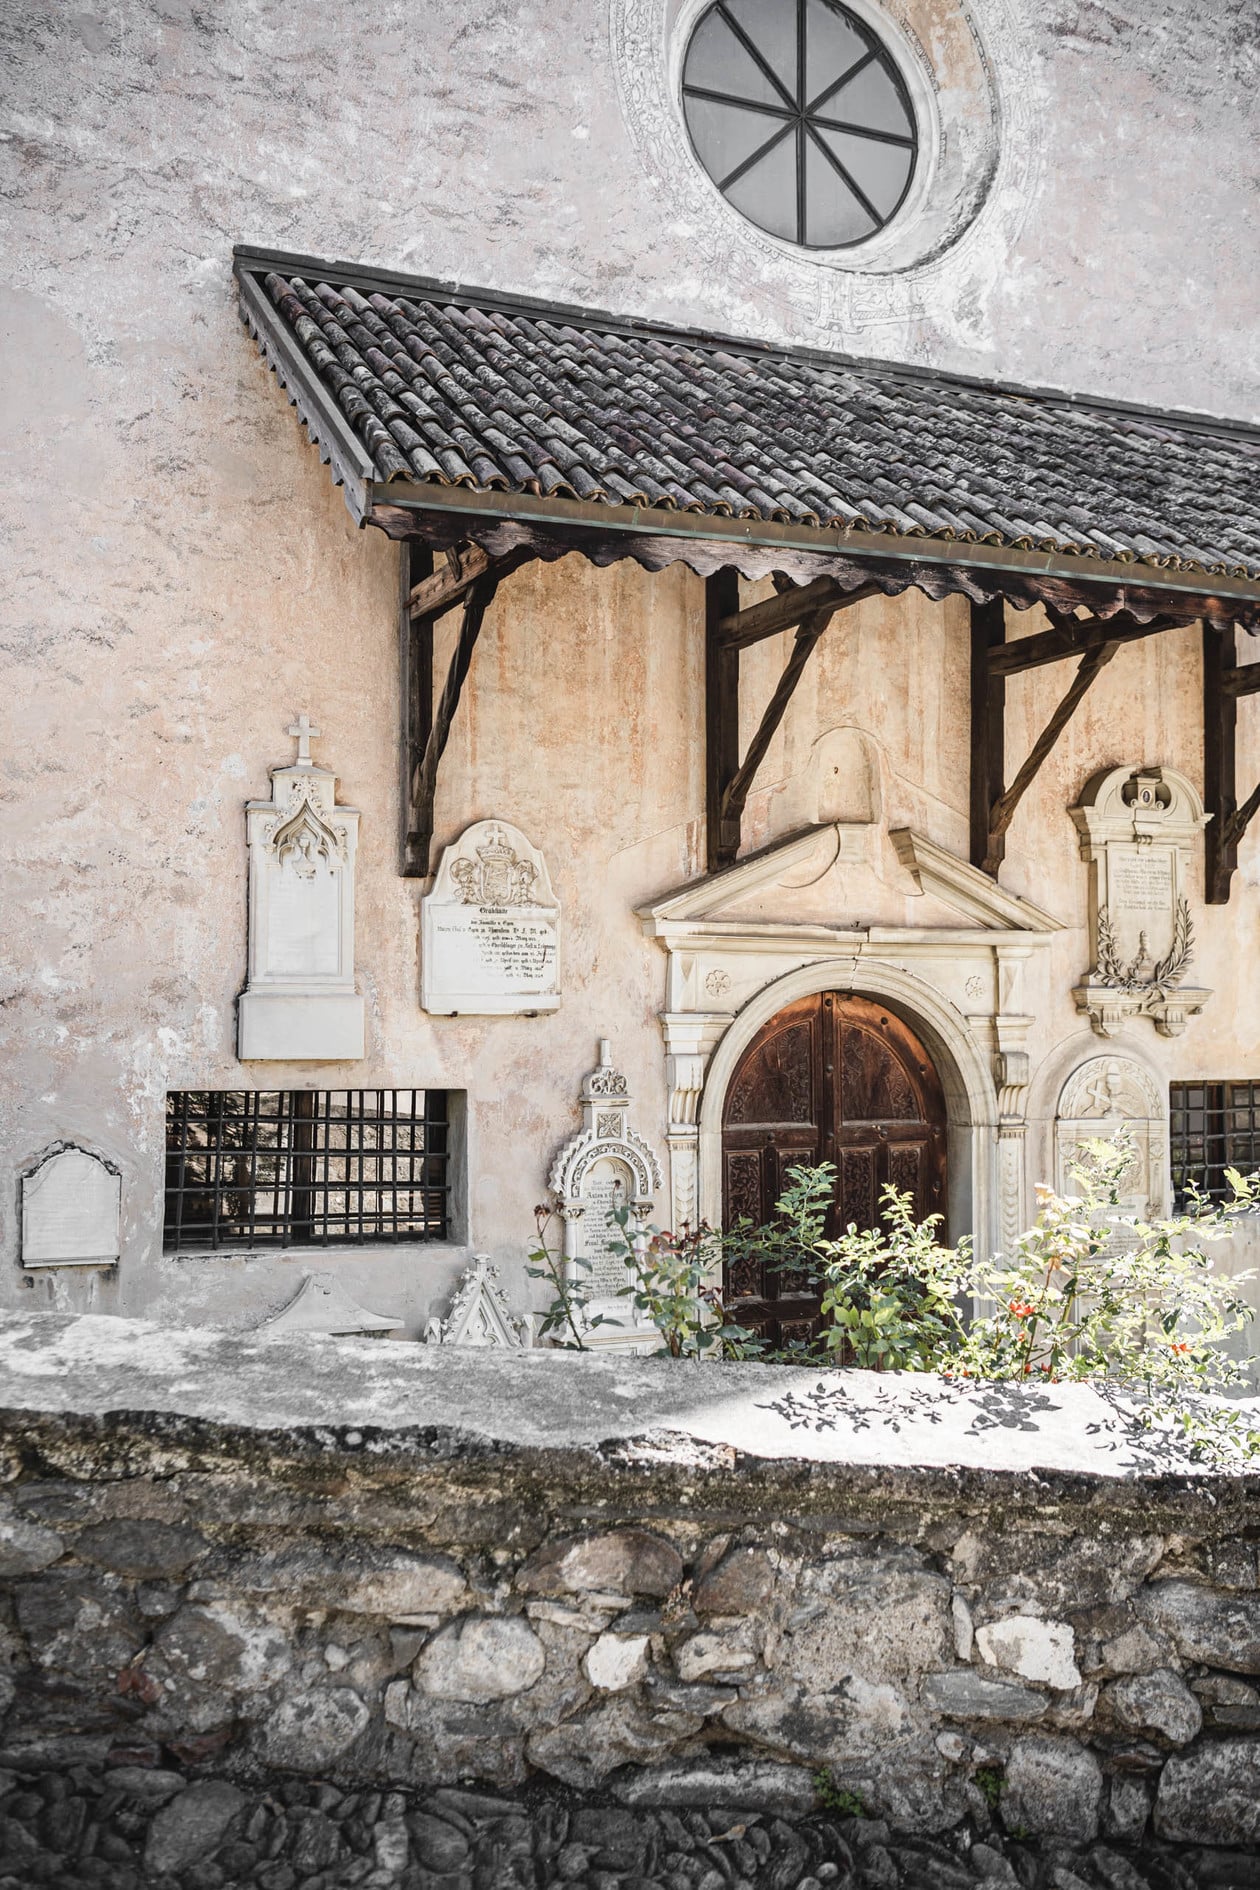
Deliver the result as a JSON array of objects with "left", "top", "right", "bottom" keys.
[{"left": 2, "top": 1312, "right": 1257, "bottom": 1515}]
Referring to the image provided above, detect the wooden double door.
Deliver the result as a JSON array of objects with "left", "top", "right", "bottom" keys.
[{"left": 721, "top": 993, "right": 947, "bottom": 1344}]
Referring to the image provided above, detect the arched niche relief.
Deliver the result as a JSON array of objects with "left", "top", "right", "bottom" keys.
[
  {"left": 812, "top": 726, "right": 884, "bottom": 864},
  {"left": 1054, "top": 1053, "right": 1168, "bottom": 1221}
]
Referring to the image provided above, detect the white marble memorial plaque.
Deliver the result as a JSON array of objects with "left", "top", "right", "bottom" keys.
[
  {"left": 580, "top": 1158, "right": 636, "bottom": 1298},
  {"left": 548, "top": 1042, "right": 663, "bottom": 1351},
  {"left": 238, "top": 717, "right": 364, "bottom": 1060},
  {"left": 22, "top": 1146, "right": 121, "bottom": 1268},
  {"left": 422, "top": 821, "right": 560, "bottom": 1015},
  {"left": 1071, "top": 765, "right": 1210, "bottom": 1038}
]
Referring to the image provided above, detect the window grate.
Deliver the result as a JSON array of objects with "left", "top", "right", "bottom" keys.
[
  {"left": 164, "top": 1090, "right": 449, "bottom": 1250},
  {"left": 1170, "top": 1080, "right": 1260, "bottom": 1209}
]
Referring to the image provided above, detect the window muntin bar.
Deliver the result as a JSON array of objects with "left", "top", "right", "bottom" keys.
[
  {"left": 1170, "top": 1080, "right": 1260, "bottom": 1208},
  {"left": 164, "top": 1090, "right": 449, "bottom": 1250}
]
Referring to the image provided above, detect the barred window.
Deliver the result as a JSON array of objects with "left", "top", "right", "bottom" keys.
[
  {"left": 164, "top": 1091, "right": 449, "bottom": 1251},
  {"left": 1169, "top": 1081, "right": 1260, "bottom": 1208}
]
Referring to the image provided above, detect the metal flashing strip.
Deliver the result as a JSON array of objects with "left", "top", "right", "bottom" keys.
[{"left": 367, "top": 478, "right": 1260, "bottom": 613}]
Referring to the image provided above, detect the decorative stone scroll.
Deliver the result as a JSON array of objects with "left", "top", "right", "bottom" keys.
[
  {"left": 424, "top": 1255, "right": 531, "bottom": 1349},
  {"left": 1071, "top": 765, "right": 1210, "bottom": 1038},
  {"left": 422, "top": 820, "right": 559, "bottom": 1016},
  {"left": 238, "top": 715, "right": 364, "bottom": 1061},
  {"left": 548, "top": 1042, "right": 663, "bottom": 1350},
  {"left": 1055, "top": 1054, "right": 1167, "bottom": 1221},
  {"left": 21, "top": 1145, "right": 121, "bottom": 1269}
]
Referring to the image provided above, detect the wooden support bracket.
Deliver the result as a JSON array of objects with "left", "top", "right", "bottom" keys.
[
  {"left": 706, "top": 568, "right": 851, "bottom": 872},
  {"left": 717, "top": 575, "right": 880, "bottom": 649},
  {"left": 971, "top": 596, "right": 1156, "bottom": 878},
  {"left": 401, "top": 541, "right": 532, "bottom": 876},
  {"left": 706, "top": 568, "right": 742, "bottom": 871},
  {"left": 1203, "top": 620, "right": 1260, "bottom": 903},
  {"left": 982, "top": 638, "right": 1120, "bottom": 877}
]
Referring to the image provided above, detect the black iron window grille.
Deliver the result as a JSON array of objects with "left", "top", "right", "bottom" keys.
[
  {"left": 1169, "top": 1080, "right": 1260, "bottom": 1208},
  {"left": 164, "top": 1090, "right": 449, "bottom": 1251},
  {"left": 682, "top": 0, "right": 918, "bottom": 249}
]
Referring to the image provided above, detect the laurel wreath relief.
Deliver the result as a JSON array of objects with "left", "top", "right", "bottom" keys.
[{"left": 1095, "top": 895, "right": 1194, "bottom": 1002}]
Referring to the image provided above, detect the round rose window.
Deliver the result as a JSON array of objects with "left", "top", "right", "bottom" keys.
[{"left": 682, "top": 0, "right": 919, "bottom": 249}]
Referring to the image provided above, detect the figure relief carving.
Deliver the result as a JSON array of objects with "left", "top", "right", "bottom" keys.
[{"left": 1055, "top": 1053, "right": 1167, "bottom": 1220}]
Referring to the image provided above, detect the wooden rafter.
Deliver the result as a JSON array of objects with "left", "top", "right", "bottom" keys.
[
  {"left": 720, "top": 607, "right": 836, "bottom": 833},
  {"left": 400, "top": 542, "right": 533, "bottom": 876},
  {"left": 407, "top": 542, "right": 525, "bottom": 623},
  {"left": 981, "top": 639, "right": 1120, "bottom": 877},
  {"left": 988, "top": 608, "right": 1185, "bottom": 677}
]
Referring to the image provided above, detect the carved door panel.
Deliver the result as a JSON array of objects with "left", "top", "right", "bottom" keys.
[{"left": 722, "top": 993, "right": 947, "bottom": 1346}]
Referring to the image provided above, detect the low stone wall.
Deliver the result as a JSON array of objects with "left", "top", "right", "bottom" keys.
[{"left": 2, "top": 1312, "right": 1260, "bottom": 1883}]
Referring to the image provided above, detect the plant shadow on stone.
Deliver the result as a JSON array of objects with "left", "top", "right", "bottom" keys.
[{"left": 530, "top": 1133, "right": 1260, "bottom": 1466}]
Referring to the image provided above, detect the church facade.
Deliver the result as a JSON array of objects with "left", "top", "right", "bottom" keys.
[{"left": 3, "top": 0, "right": 1259, "bottom": 1350}]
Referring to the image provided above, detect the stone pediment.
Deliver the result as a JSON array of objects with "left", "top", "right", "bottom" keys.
[{"left": 639, "top": 824, "right": 1063, "bottom": 939}]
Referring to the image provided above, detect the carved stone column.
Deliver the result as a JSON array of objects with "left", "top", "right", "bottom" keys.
[
  {"left": 992, "top": 946, "right": 1034, "bottom": 1254},
  {"left": 661, "top": 1011, "right": 728, "bottom": 1234}
]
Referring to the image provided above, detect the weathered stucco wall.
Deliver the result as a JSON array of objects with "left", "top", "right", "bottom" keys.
[
  {"left": 3, "top": 0, "right": 1260, "bottom": 1340},
  {"left": 4, "top": 1311, "right": 1260, "bottom": 1868}
]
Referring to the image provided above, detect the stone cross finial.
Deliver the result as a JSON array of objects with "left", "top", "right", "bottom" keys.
[{"left": 287, "top": 713, "right": 321, "bottom": 766}]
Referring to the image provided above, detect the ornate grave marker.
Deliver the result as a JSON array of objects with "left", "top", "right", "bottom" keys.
[
  {"left": 422, "top": 820, "right": 560, "bottom": 1015},
  {"left": 1071, "top": 765, "right": 1210, "bottom": 1037},
  {"left": 549, "top": 1042, "right": 663, "bottom": 1350},
  {"left": 238, "top": 716, "right": 364, "bottom": 1060}
]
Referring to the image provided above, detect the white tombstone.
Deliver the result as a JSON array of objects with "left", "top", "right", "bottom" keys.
[
  {"left": 21, "top": 1145, "right": 121, "bottom": 1268},
  {"left": 548, "top": 1041, "right": 663, "bottom": 1350},
  {"left": 238, "top": 715, "right": 364, "bottom": 1061},
  {"left": 421, "top": 819, "right": 560, "bottom": 1015},
  {"left": 423, "top": 1254, "right": 531, "bottom": 1348},
  {"left": 1071, "top": 764, "right": 1210, "bottom": 1038},
  {"left": 1055, "top": 1054, "right": 1168, "bottom": 1221}
]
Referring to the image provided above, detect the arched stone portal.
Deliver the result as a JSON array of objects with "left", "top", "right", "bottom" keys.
[
  {"left": 696, "top": 955, "right": 1001, "bottom": 1265},
  {"left": 721, "top": 992, "right": 948, "bottom": 1343}
]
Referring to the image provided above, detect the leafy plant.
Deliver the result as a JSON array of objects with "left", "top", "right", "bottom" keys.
[
  {"left": 525, "top": 1204, "right": 620, "bottom": 1350},
  {"left": 527, "top": 1134, "right": 1260, "bottom": 1464},
  {"left": 527, "top": 1200, "right": 763, "bottom": 1358},
  {"left": 610, "top": 1206, "right": 765, "bottom": 1359},
  {"left": 973, "top": 1764, "right": 1004, "bottom": 1812},
  {"left": 764, "top": 1166, "right": 973, "bottom": 1371},
  {"left": 812, "top": 1768, "right": 866, "bottom": 1817}
]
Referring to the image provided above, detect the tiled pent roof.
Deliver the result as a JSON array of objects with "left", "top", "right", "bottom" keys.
[{"left": 239, "top": 254, "right": 1260, "bottom": 587}]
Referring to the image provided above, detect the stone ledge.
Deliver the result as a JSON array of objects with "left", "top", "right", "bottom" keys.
[{"left": 1, "top": 1311, "right": 1258, "bottom": 1508}]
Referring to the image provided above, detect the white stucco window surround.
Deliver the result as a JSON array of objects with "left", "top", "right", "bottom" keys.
[{"left": 614, "top": 0, "right": 1018, "bottom": 281}]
